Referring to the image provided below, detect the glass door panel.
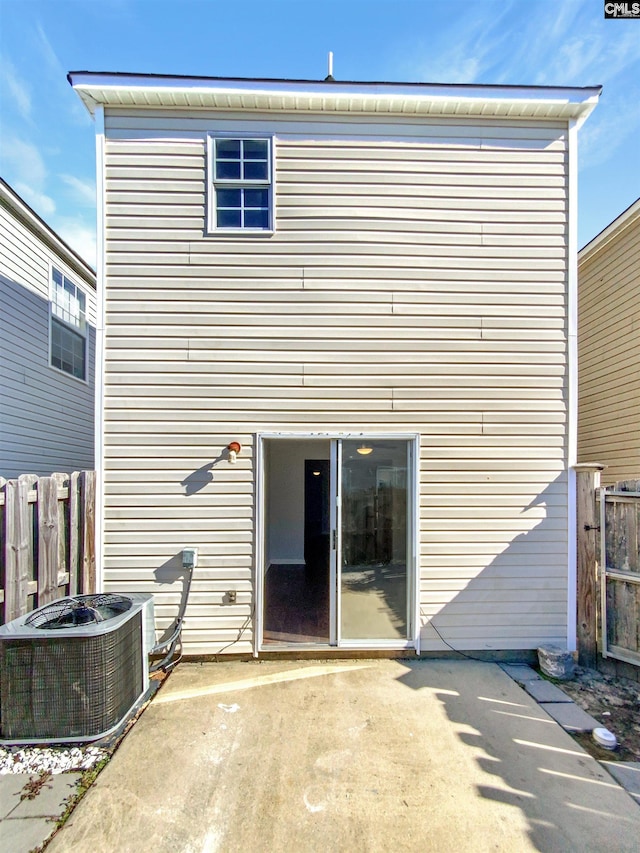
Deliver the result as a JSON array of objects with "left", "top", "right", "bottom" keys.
[{"left": 339, "top": 439, "right": 409, "bottom": 641}]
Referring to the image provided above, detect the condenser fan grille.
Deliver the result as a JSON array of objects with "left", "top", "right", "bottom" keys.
[
  {"left": 25, "top": 594, "right": 132, "bottom": 629},
  {"left": 0, "top": 613, "right": 143, "bottom": 740}
]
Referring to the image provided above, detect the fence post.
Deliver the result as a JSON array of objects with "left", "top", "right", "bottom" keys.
[
  {"left": 69, "top": 471, "right": 80, "bottom": 596},
  {"left": 574, "top": 463, "right": 606, "bottom": 669},
  {"left": 2, "top": 478, "right": 31, "bottom": 621},
  {"left": 80, "top": 470, "right": 96, "bottom": 593}
]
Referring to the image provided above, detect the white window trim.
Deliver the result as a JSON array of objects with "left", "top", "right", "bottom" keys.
[
  {"left": 48, "top": 260, "right": 89, "bottom": 384},
  {"left": 206, "top": 133, "right": 275, "bottom": 235}
]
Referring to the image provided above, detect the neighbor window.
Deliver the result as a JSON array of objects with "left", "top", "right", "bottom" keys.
[
  {"left": 50, "top": 267, "right": 87, "bottom": 380},
  {"left": 210, "top": 137, "right": 272, "bottom": 231}
]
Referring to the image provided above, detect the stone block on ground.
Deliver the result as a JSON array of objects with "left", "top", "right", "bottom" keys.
[{"left": 538, "top": 644, "right": 575, "bottom": 680}]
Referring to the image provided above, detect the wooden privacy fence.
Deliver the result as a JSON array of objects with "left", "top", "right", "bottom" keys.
[
  {"left": 599, "top": 479, "right": 640, "bottom": 668},
  {"left": 575, "top": 465, "right": 640, "bottom": 673},
  {"left": 0, "top": 471, "right": 96, "bottom": 624}
]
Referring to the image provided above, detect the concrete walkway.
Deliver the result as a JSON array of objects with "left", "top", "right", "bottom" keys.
[
  {"left": 47, "top": 659, "right": 640, "bottom": 853},
  {"left": 0, "top": 772, "right": 82, "bottom": 853}
]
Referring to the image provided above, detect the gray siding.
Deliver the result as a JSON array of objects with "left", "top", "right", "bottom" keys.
[
  {"left": 102, "top": 110, "right": 570, "bottom": 655},
  {"left": 0, "top": 203, "right": 96, "bottom": 478}
]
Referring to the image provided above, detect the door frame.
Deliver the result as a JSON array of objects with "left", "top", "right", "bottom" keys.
[{"left": 255, "top": 432, "right": 420, "bottom": 656}]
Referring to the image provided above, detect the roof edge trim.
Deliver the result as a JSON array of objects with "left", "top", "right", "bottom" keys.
[
  {"left": 0, "top": 178, "right": 96, "bottom": 285},
  {"left": 579, "top": 198, "right": 640, "bottom": 260},
  {"left": 67, "top": 72, "right": 601, "bottom": 122}
]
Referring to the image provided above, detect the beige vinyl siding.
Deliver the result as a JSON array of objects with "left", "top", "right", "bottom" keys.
[
  {"left": 578, "top": 205, "right": 640, "bottom": 484},
  {"left": 0, "top": 202, "right": 96, "bottom": 478},
  {"left": 102, "top": 110, "right": 569, "bottom": 655}
]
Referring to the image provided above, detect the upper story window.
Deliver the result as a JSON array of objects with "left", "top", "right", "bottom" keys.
[
  {"left": 50, "top": 267, "right": 87, "bottom": 381},
  {"left": 209, "top": 137, "right": 273, "bottom": 232}
]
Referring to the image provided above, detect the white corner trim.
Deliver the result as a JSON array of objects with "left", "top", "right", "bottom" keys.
[
  {"left": 94, "top": 105, "right": 106, "bottom": 593},
  {"left": 254, "top": 434, "right": 265, "bottom": 657},
  {"left": 566, "top": 119, "right": 579, "bottom": 651},
  {"left": 412, "top": 434, "right": 421, "bottom": 654}
]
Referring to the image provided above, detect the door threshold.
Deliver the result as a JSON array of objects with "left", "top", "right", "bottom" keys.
[{"left": 256, "top": 648, "right": 418, "bottom": 660}]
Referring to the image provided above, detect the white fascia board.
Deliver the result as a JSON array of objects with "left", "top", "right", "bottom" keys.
[{"left": 68, "top": 73, "right": 601, "bottom": 122}]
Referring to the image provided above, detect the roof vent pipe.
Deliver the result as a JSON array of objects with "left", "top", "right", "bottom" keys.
[{"left": 325, "top": 51, "right": 335, "bottom": 82}]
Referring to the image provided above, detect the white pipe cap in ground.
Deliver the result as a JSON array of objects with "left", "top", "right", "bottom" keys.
[{"left": 592, "top": 727, "right": 617, "bottom": 749}]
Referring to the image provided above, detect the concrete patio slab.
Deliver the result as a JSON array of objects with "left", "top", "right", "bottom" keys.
[
  {"left": 539, "top": 701, "right": 602, "bottom": 732},
  {"left": 0, "top": 774, "right": 26, "bottom": 819},
  {"left": 601, "top": 762, "right": 640, "bottom": 805},
  {"left": 498, "top": 664, "right": 541, "bottom": 683},
  {"left": 8, "top": 772, "right": 81, "bottom": 818},
  {"left": 523, "top": 680, "right": 574, "bottom": 703},
  {"left": 47, "top": 659, "right": 640, "bottom": 853},
  {"left": 0, "top": 814, "right": 56, "bottom": 853}
]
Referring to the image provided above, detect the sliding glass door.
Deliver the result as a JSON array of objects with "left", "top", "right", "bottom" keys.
[
  {"left": 260, "top": 435, "right": 415, "bottom": 649},
  {"left": 337, "top": 439, "right": 412, "bottom": 644}
]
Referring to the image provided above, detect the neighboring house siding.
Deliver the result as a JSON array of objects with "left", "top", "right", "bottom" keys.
[
  {"left": 578, "top": 202, "right": 640, "bottom": 485},
  {"left": 0, "top": 197, "right": 97, "bottom": 478},
  {"left": 102, "top": 109, "right": 569, "bottom": 655}
]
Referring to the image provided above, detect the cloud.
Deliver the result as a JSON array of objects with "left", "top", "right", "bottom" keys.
[
  {"left": 0, "top": 135, "right": 47, "bottom": 186},
  {"left": 61, "top": 174, "right": 96, "bottom": 206},
  {"left": 54, "top": 216, "right": 97, "bottom": 268},
  {"left": 408, "top": 11, "right": 513, "bottom": 84},
  {"left": 35, "top": 21, "right": 66, "bottom": 79},
  {"left": 534, "top": 27, "right": 640, "bottom": 86},
  {"left": 14, "top": 183, "right": 56, "bottom": 217},
  {"left": 0, "top": 57, "right": 32, "bottom": 120},
  {"left": 34, "top": 21, "right": 92, "bottom": 126},
  {"left": 579, "top": 92, "right": 640, "bottom": 171}
]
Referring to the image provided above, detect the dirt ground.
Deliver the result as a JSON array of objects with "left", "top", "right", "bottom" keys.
[{"left": 556, "top": 666, "right": 640, "bottom": 762}]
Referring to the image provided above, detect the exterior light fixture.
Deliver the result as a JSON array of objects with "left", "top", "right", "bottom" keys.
[
  {"left": 356, "top": 443, "right": 373, "bottom": 455},
  {"left": 312, "top": 470, "right": 321, "bottom": 476},
  {"left": 227, "top": 441, "right": 242, "bottom": 464}
]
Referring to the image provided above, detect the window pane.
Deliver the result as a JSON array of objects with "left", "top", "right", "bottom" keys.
[
  {"left": 51, "top": 319, "right": 86, "bottom": 380},
  {"left": 53, "top": 268, "right": 63, "bottom": 286},
  {"left": 243, "top": 161, "right": 268, "bottom": 181},
  {"left": 216, "top": 139, "right": 241, "bottom": 158},
  {"left": 217, "top": 208, "right": 242, "bottom": 228},
  {"left": 244, "top": 188, "right": 269, "bottom": 208},
  {"left": 217, "top": 188, "right": 242, "bottom": 208},
  {"left": 78, "top": 291, "right": 86, "bottom": 312},
  {"left": 244, "top": 208, "right": 270, "bottom": 229},
  {"left": 243, "top": 139, "right": 268, "bottom": 159},
  {"left": 217, "top": 161, "right": 241, "bottom": 180}
]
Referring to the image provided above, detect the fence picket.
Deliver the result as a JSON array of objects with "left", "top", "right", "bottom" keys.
[
  {"left": 0, "top": 471, "right": 96, "bottom": 624},
  {"left": 80, "top": 470, "right": 96, "bottom": 594},
  {"left": 69, "top": 472, "right": 80, "bottom": 596},
  {"left": 3, "top": 479, "right": 31, "bottom": 621},
  {"left": 37, "top": 477, "right": 59, "bottom": 606},
  {"left": 601, "top": 479, "right": 640, "bottom": 668}
]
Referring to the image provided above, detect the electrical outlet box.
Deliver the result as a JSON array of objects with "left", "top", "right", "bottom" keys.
[
  {"left": 182, "top": 548, "right": 198, "bottom": 569},
  {"left": 227, "top": 590, "right": 237, "bottom": 604}
]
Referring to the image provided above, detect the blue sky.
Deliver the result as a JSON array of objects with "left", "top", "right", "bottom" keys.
[{"left": 1, "top": 0, "right": 639, "bottom": 266}]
